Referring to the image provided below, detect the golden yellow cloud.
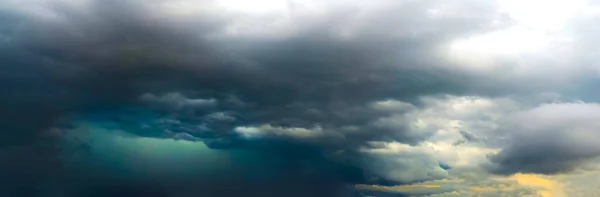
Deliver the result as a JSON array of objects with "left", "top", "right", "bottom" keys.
[{"left": 511, "top": 173, "right": 565, "bottom": 197}]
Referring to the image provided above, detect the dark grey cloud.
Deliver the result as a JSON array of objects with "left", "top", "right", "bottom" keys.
[
  {"left": 0, "top": 0, "right": 507, "bottom": 146},
  {"left": 5, "top": 0, "right": 592, "bottom": 196},
  {"left": 453, "top": 130, "right": 480, "bottom": 146},
  {"left": 486, "top": 103, "right": 600, "bottom": 175}
]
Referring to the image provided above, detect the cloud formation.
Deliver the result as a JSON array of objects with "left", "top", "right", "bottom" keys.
[
  {"left": 488, "top": 103, "right": 600, "bottom": 175},
  {"left": 2, "top": 0, "right": 600, "bottom": 196}
]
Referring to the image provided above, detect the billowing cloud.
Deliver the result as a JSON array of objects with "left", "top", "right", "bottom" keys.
[
  {"left": 2, "top": 0, "right": 600, "bottom": 196},
  {"left": 487, "top": 103, "right": 600, "bottom": 175}
]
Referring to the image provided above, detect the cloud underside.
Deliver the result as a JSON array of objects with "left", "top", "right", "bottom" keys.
[{"left": 2, "top": 0, "right": 600, "bottom": 196}]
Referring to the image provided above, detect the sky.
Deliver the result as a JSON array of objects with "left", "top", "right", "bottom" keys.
[{"left": 1, "top": 0, "right": 600, "bottom": 196}]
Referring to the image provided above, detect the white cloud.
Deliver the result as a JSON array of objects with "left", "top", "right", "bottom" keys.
[
  {"left": 216, "top": 0, "right": 289, "bottom": 14},
  {"left": 354, "top": 96, "right": 518, "bottom": 183},
  {"left": 499, "top": 0, "right": 591, "bottom": 31},
  {"left": 235, "top": 124, "right": 325, "bottom": 139},
  {"left": 370, "top": 99, "right": 415, "bottom": 112}
]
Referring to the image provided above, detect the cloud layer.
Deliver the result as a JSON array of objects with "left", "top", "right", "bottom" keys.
[{"left": 2, "top": 0, "right": 600, "bottom": 196}]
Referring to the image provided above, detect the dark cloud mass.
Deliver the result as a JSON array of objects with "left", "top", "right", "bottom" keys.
[
  {"left": 487, "top": 103, "right": 600, "bottom": 175},
  {"left": 2, "top": 0, "right": 599, "bottom": 196}
]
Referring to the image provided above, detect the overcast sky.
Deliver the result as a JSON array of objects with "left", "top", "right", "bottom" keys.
[{"left": 1, "top": 0, "right": 600, "bottom": 196}]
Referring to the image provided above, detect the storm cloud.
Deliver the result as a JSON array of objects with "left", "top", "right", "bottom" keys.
[
  {"left": 2, "top": 0, "right": 600, "bottom": 196},
  {"left": 0, "top": 0, "right": 500, "bottom": 145},
  {"left": 487, "top": 103, "right": 600, "bottom": 175}
]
